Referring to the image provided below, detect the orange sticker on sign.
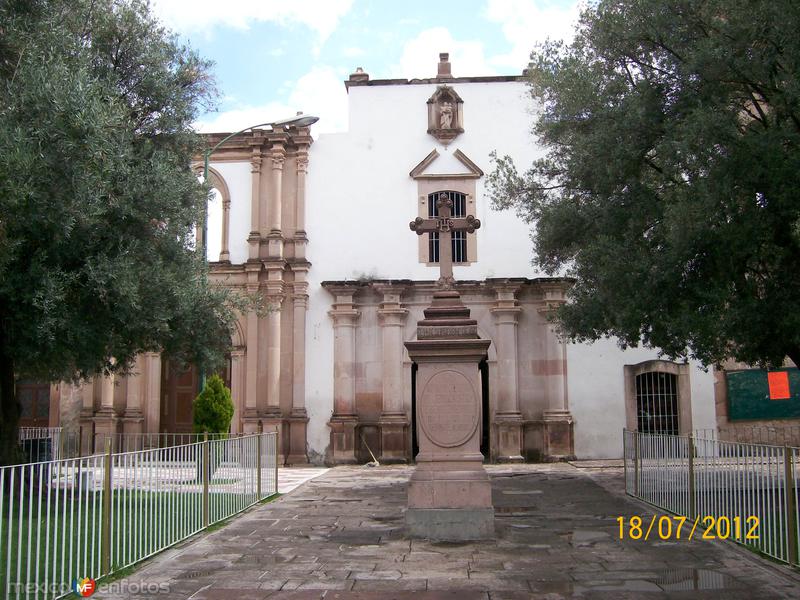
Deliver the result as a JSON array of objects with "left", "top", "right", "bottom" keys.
[{"left": 768, "top": 371, "right": 791, "bottom": 400}]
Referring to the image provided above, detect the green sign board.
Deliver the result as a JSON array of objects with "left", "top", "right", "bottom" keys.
[{"left": 727, "top": 368, "right": 800, "bottom": 421}]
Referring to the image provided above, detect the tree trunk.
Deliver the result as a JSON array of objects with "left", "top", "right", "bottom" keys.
[{"left": 0, "top": 317, "right": 20, "bottom": 467}]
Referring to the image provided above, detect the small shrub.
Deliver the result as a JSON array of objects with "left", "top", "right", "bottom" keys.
[{"left": 193, "top": 375, "right": 234, "bottom": 434}]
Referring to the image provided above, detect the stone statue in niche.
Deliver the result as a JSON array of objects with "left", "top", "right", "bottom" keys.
[
  {"left": 427, "top": 85, "right": 464, "bottom": 144},
  {"left": 440, "top": 102, "right": 453, "bottom": 129}
]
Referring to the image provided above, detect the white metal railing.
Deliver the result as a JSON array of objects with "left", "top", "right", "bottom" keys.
[
  {"left": 0, "top": 432, "right": 278, "bottom": 599},
  {"left": 624, "top": 429, "right": 800, "bottom": 566},
  {"left": 695, "top": 426, "right": 800, "bottom": 447},
  {"left": 17, "top": 428, "right": 65, "bottom": 463}
]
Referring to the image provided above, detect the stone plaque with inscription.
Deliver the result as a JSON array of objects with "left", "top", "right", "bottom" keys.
[{"left": 419, "top": 370, "right": 479, "bottom": 448}]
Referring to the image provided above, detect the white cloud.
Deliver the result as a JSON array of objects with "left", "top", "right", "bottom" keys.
[
  {"left": 342, "top": 47, "right": 365, "bottom": 58},
  {"left": 392, "top": 27, "right": 496, "bottom": 79},
  {"left": 150, "top": 0, "right": 354, "bottom": 43},
  {"left": 485, "top": 0, "right": 582, "bottom": 70},
  {"left": 196, "top": 66, "right": 348, "bottom": 135}
]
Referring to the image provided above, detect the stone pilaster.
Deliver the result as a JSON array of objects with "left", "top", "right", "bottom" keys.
[
  {"left": 248, "top": 148, "right": 262, "bottom": 261},
  {"left": 93, "top": 371, "right": 117, "bottom": 437},
  {"left": 288, "top": 276, "right": 309, "bottom": 464},
  {"left": 230, "top": 348, "right": 245, "bottom": 433},
  {"left": 219, "top": 194, "right": 231, "bottom": 262},
  {"left": 537, "top": 284, "right": 575, "bottom": 461},
  {"left": 491, "top": 284, "right": 524, "bottom": 462},
  {"left": 242, "top": 267, "right": 261, "bottom": 433},
  {"left": 263, "top": 282, "right": 284, "bottom": 423},
  {"left": 266, "top": 145, "right": 285, "bottom": 259},
  {"left": 327, "top": 287, "right": 360, "bottom": 464},
  {"left": 294, "top": 153, "right": 309, "bottom": 260},
  {"left": 78, "top": 379, "right": 96, "bottom": 452},
  {"left": 142, "top": 352, "right": 161, "bottom": 435},
  {"left": 376, "top": 285, "right": 409, "bottom": 463},
  {"left": 122, "top": 355, "right": 145, "bottom": 435}
]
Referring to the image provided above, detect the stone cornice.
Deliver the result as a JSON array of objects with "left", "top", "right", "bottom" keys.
[{"left": 345, "top": 74, "right": 526, "bottom": 91}]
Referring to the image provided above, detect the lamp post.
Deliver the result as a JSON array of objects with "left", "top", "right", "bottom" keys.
[{"left": 198, "top": 113, "right": 319, "bottom": 395}]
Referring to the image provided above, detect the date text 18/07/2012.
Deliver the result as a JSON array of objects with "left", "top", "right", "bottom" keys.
[{"left": 616, "top": 515, "right": 759, "bottom": 541}]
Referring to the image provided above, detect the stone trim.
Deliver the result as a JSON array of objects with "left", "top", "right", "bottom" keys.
[
  {"left": 409, "top": 148, "right": 483, "bottom": 180},
  {"left": 623, "top": 360, "right": 693, "bottom": 434},
  {"left": 415, "top": 179, "right": 479, "bottom": 266}
]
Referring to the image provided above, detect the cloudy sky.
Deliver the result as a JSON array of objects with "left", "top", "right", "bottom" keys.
[{"left": 150, "top": 0, "right": 582, "bottom": 135}]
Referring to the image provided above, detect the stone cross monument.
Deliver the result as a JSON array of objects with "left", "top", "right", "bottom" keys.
[
  {"left": 409, "top": 193, "right": 480, "bottom": 289},
  {"left": 405, "top": 193, "right": 494, "bottom": 540}
]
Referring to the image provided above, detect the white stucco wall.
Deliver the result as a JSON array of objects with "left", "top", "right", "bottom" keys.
[
  {"left": 208, "top": 76, "right": 722, "bottom": 461},
  {"left": 568, "top": 339, "right": 717, "bottom": 458},
  {"left": 206, "top": 161, "right": 252, "bottom": 265},
  {"left": 303, "top": 79, "right": 550, "bottom": 458},
  {"left": 307, "top": 80, "right": 545, "bottom": 283}
]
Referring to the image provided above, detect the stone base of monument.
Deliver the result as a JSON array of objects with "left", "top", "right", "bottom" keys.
[
  {"left": 406, "top": 508, "right": 495, "bottom": 540},
  {"left": 405, "top": 460, "right": 495, "bottom": 540},
  {"left": 404, "top": 290, "right": 495, "bottom": 541}
]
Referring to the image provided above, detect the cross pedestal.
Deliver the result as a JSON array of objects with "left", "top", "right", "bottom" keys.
[{"left": 405, "top": 195, "right": 494, "bottom": 540}]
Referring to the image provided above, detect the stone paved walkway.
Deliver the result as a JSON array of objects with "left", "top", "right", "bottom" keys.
[
  {"left": 277, "top": 467, "right": 329, "bottom": 494},
  {"left": 96, "top": 464, "right": 800, "bottom": 599}
]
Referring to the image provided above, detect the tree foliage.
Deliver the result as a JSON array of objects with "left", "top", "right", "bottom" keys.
[
  {"left": 489, "top": 0, "right": 800, "bottom": 369},
  {"left": 192, "top": 374, "right": 234, "bottom": 435},
  {"left": 0, "top": 0, "right": 240, "bottom": 461}
]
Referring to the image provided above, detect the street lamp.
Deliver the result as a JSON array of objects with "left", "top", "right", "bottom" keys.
[
  {"left": 201, "top": 113, "right": 319, "bottom": 186},
  {"left": 198, "top": 113, "right": 319, "bottom": 395}
]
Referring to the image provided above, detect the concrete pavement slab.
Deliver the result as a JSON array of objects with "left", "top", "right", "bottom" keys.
[{"left": 93, "top": 463, "right": 800, "bottom": 598}]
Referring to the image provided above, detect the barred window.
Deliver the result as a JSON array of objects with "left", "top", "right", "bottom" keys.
[
  {"left": 636, "top": 371, "right": 679, "bottom": 435},
  {"left": 428, "top": 191, "right": 468, "bottom": 263}
]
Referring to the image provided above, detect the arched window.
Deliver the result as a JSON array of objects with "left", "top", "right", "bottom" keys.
[
  {"left": 428, "top": 190, "right": 468, "bottom": 263},
  {"left": 635, "top": 371, "right": 679, "bottom": 434}
]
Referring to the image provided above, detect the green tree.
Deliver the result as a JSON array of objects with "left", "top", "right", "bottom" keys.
[
  {"left": 192, "top": 374, "right": 234, "bottom": 435},
  {"left": 489, "top": 0, "right": 800, "bottom": 369},
  {"left": 0, "top": 0, "right": 239, "bottom": 464}
]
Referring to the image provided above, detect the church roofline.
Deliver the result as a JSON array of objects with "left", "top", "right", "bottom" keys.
[
  {"left": 321, "top": 277, "right": 574, "bottom": 288},
  {"left": 345, "top": 74, "right": 526, "bottom": 91}
]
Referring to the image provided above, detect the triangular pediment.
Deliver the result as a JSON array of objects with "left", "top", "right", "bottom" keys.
[{"left": 409, "top": 148, "right": 483, "bottom": 180}]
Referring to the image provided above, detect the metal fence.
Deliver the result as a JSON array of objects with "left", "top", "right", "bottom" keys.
[
  {"left": 0, "top": 432, "right": 278, "bottom": 599},
  {"left": 624, "top": 429, "right": 799, "bottom": 566},
  {"left": 695, "top": 426, "right": 800, "bottom": 448},
  {"left": 16, "top": 429, "right": 248, "bottom": 463},
  {"left": 17, "top": 429, "right": 66, "bottom": 464}
]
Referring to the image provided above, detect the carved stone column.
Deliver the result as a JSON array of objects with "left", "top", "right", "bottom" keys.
[
  {"left": 327, "top": 286, "right": 360, "bottom": 464},
  {"left": 78, "top": 379, "right": 95, "bottom": 451},
  {"left": 230, "top": 348, "right": 245, "bottom": 433},
  {"left": 287, "top": 276, "right": 309, "bottom": 464},
  {"left": 94, "top": 370, "right": 117, "bottom": 437},
  {"left": 242, "top": 269, "right": 261, "bottom": 433},
  {"left": 219, "top": 194, "right": 231, "bottom": 262},
  {"left": 143, "top": 352, "right": 161, "bottom": 435},
  {"left": 266, "top": 146, "right": 285, "bottom": 259},
  {"left": 376, "top": 285, "right": 409, "bottom": 463},
  {"left": 538, "top": 284, "right": 575, "bottom": 461},
  {"left": 491, "top": 284, "right": 524, "bottom": 462},
  {"left": 248, "top": 148, "right": 262, "bottom": 261},
  {"left": 122, "top": 355, "right": 145, "bottom": 435},
  {"left": 262, "top": 285, "right": 284, "bottom": 434},
  {"left": 294, "top": 153, "right": 309, "bottom": 260}
]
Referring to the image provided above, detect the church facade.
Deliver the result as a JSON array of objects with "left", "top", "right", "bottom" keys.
[{"left": 48, "top": 53, "right": 754, "bottom": 463}]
